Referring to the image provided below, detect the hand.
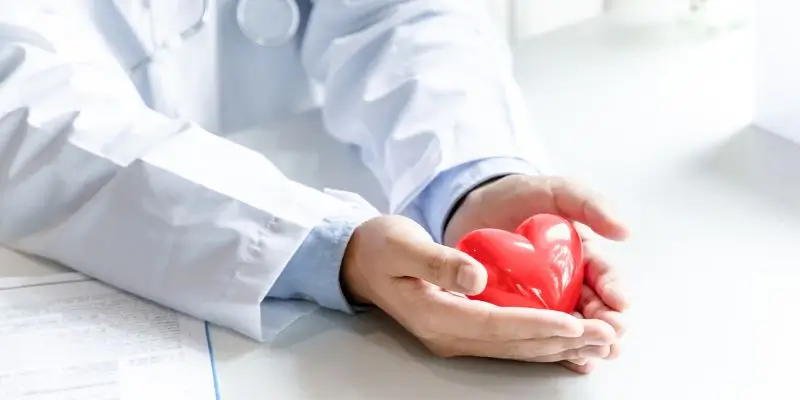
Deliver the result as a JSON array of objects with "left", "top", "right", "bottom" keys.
[
  {"left": 562, "top": 245, "right": 628, "bottom": 374},
  {"left": 342, "top": 215, "right": 616, "bottom": 363},
  {"left": 443, "top": 175, "right": 631, "bottom": 373}
]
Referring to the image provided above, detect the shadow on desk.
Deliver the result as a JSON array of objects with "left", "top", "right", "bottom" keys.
[
  {"left": 688, "top": 125, "right": 800, "bottom": 215},
  {"left": 211, "top": 308, "right": 590, "bottom": 400}
]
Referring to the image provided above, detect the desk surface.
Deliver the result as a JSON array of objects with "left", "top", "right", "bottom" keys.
[{"left": 2, "top": 19, "right": 797, "bottom": 400}]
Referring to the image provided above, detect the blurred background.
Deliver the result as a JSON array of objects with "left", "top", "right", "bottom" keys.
[
  {"left": 480, "top": 0, "right": 800, "bottom": 206},
  {"left": 485, "top": 0, "right": 753, "bottom": 42},
  {"left": 476, "top": 4, "right": 798, "bottom": 396}
]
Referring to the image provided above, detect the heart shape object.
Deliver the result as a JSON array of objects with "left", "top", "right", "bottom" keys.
[{"left": 455, "top": 214, "right": 584, "bottom": 313}]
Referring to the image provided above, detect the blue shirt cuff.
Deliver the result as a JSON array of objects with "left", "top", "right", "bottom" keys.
[
  {"left": 267, "top": 214, "right": 369, "bottom": 315},
  {"left": 417, "top": 157, "right": 539, "bottom": 243}
]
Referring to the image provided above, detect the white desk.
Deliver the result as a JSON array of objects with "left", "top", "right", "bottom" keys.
[{"left": 2, "top": 18, "right": 798, "bottom": 399}]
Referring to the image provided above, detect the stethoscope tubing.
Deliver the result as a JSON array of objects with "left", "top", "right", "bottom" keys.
[{"left": 130, "top": 0, "right": 299, "bottom": 72}]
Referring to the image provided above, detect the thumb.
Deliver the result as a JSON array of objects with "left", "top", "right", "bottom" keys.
[{"left": 402, "top": 242, "right": 488, "bottom": 295}]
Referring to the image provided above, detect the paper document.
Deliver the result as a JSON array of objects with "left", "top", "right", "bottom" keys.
[{"left": 0, "top": 273, "right": 219, "bottom": 400}]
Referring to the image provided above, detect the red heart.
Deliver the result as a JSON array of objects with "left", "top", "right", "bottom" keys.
[{"left": 455, "top": 214, "right": 584, "bottom": 314}]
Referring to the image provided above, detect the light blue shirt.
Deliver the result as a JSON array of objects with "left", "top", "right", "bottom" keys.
[{"left": 267, "top": 157, "right": 538, "bottom": 312}]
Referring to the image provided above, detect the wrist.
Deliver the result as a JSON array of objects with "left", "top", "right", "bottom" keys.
[
  {"left": 417, "top": 158, "right": 540, "bottom": 244},
  {"left": 443, "top": 173, "right": 525, "bottom": 247},
  {"left": 443, "top": 174, "right": 514, "bottom": 247},
  {"left": 444, "top": 175, "right": 505, "bottom": 227}
]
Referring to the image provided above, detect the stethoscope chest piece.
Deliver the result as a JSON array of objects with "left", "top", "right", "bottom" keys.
[{"left": 236, "top": 0, "right": 300, "bottom": 46}]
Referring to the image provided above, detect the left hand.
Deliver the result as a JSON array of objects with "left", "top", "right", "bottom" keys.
[{"left": 443, "top": 175, "right": 631, "bottom": 374}]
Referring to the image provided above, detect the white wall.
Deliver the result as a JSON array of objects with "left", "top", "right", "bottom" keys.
[
  {"left": 483, "top": 0, "right": 513, "bottom": 42},
  {"left": 484, "top": 0, "right": 604, "bottom": 43},
  {"left": 514, "top": 0, "right": 604, "bottom": 38},
  {"left": 754, "top": 0, "right": 800, "bottom": 145}
]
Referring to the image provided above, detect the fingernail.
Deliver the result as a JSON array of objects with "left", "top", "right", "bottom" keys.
[{"left": 457, "top": 266, "right": 482, "bottom": 294}]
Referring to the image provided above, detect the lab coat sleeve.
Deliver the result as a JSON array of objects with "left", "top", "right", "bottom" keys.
[
  {"left": 0, "top": 3, "right": 376, "bottom": 341},
  {"left": 269, "top": 215, "right": 362, "bottom": 314},
  {"left": 302, "top": 0, "right": 549, "bottom": 215}
]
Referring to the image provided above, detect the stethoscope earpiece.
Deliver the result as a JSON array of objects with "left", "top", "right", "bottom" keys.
[{"left": 131, "top": 0, "right": 299, "bottom": 72}]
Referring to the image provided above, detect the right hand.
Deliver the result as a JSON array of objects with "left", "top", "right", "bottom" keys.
[{"left": 342, "top": 215, "right": 617, "bottom": 367}]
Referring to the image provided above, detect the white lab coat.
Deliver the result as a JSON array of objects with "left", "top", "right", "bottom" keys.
[{"left": 0, "top": 0, "right": 542, "bottom": 340}]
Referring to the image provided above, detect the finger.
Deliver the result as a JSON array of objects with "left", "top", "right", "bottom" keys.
[
  {"left": 547, "top": 178, "right": 629, "bottom": 241},
  {"left": 578, "top": 285, "right": 627, "bottom": 337},
  {"left": 460, "top": 318, "right": 615, "bottom": 360},
  {"left": 575, "top": 305, "right": 622, "bottom": 361},
  {"left": 441, "top": 332, "right": 613, "bottom": 361},
  {"left": 607, "top": 340, "right": 622, "bottom": 360},
  {"left": 433, "top": 317, "right": 615, "bottom": 361},
  {"left": 564, "top": 313, "right": 592, "bottom": 366},
  {"left": 569, "top": 311, "right": 618, "bottom": 360},
  {"left": 399, "top": 241, "right": 488, "bottom": 295},
  {"left": 524, "top": 318, "right": 616, "bottom": 356},
  {"left": 560, "top": 359, "right": 597, "bottom": 374},
  {"left": 432, "top": 294, "right": 585, "bottom": 340},
  {"left": 584, "top": 246, "right": 629, "bottom": 311},
  {"left": 529, "top": 345, "right": 611, "bottom": 363}
]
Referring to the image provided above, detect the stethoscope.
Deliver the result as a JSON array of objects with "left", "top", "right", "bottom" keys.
[{"left": 130, "top": 0, "right": 299, "bottom": 72}]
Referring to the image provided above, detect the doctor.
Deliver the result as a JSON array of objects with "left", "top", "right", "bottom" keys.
[{"left": 0, "top": 0, "right": 629, "bottom": 373}]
